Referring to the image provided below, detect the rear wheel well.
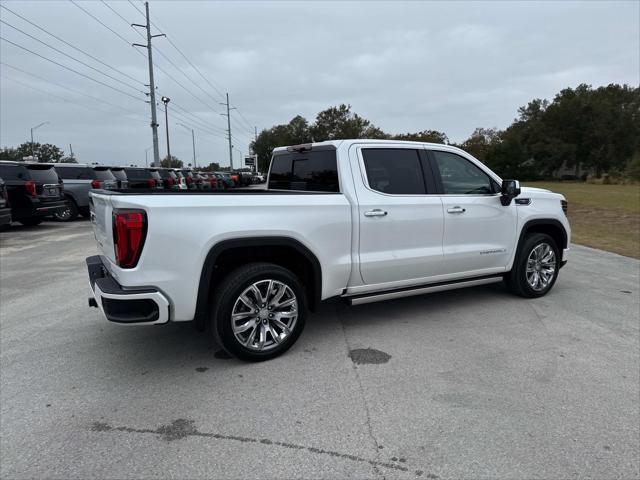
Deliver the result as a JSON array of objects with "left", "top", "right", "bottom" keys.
[{"left": 194, "top": 239, "right": 321, "bottom": 330}]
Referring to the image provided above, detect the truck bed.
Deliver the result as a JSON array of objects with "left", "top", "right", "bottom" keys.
[{"left": 94, "top": 188, "right": 339, "bottom": 195}]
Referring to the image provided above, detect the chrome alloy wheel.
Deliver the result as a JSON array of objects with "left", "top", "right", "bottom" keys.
[
  {"left": 526, "top": 243, "right": 556, "bottom": 291},
  {"left": 231, "top": 279, "right": 298, "bottom": 352}
]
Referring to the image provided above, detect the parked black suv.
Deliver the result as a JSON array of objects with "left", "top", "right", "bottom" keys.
[
  {"left": 0, "top": 177, "right": 12, "bottom": 226},
  {"left": 123, "top": 167, "right": 164, "bottom": 190},
  {"left": 0, "top": 161, "right": 65, "bottom": 226}
]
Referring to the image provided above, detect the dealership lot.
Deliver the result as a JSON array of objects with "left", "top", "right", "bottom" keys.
[{"left": 1, "top": 220, "right": 638, "bottom": 479}]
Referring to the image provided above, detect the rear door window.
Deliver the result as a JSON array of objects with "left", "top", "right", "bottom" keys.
[
  {"left": 268, "top": 149, "right": 339, "bottom": 192},
  {"left": 26, "top": 166, "right": 60, "bottom": 183},
  {"left": 361, "top": 148, "right": 426, "bottom": 194}
]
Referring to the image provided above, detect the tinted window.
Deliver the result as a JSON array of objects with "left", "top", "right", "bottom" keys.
[
  {"left": 362, "top": 149, "right": 426, "bottom": 194},
  {"left": 124, "top": 168, "right": 152, "bottom": 179},
  {"left": 268, "top": 150, "right": 339, "bottom": 192},
  {"left": 93, "top": 168, "right": 115, "bottom": 181},
  {"left": 432, "top": 151, "right": 494, "bottom": 194},
  {"left": 110, "top": 169, "right": 127, "bottom": 180},
  {"left": 0, "top": 164, "right": 28, "bottom": 180},
  {"left": 55, "top": 166, "right": 95, "bottom": 180},
  {"left": 148, "top": 170, "right": 162, "bottom": 180}
]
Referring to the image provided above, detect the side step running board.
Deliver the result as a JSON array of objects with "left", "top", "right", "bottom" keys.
[{"left": 344, "top": 276, "right": 503, "bottom": 306}]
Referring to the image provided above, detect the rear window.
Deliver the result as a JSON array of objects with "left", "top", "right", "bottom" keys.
[
  {"left": 124, "top": 168, "right": 152, "bottom": 179},
  {"left": 93, "top": 168, "right": 115, "bottom": 181},
  {"left": 148, "top": 170, "right": 162, "bottom": 180},
  {"left": 110, "top": 169, "right": 127, "bottom": 180},
  {"left": 27, "top": 166, "right": 60, "bottom": 184},
  {"left": 0, "top": 164, "right": 28, "bottom": 180},
  {"left": 55, "top": 166, "right": 95, "bottom": 180},
  {"left": 157, "top": 169, "right": 177, "bottom": 179},
  {"left": 268, "top": 149, "right": 339, "bottom": 192}
]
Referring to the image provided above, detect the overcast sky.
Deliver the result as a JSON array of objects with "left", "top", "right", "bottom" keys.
[{"left": 1, "top": 0, "right": 638, "bottom": 167}]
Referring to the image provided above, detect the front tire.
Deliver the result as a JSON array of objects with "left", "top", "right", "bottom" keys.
[
  {"left": 210, "top": 263, "right": 307, "bottom": 361},
  {"left": 506, "top": 233, "right": 560, "bottom": 298}
]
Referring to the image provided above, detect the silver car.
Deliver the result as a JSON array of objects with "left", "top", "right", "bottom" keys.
[{"left": 52, "top": 164, "right": 118, "bottom": 221}]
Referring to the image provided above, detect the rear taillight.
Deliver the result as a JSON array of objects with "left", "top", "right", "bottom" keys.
[
  {"left": 166, "top": 176, "right": 175, "bottom": 187},
  {"left": 147, "top": 178, "right": 156, "bottom": 188},
  {"left": 25, "top": 180, "right": 37, "bottom": 197},
  {"left": 185, "top": 176, "right": 192, "bottom": 186},
  {"left": 91, "top": 179, "right": 101, "bottom": 189},
  {"left": 112, "top": 209, "right": 147, "bottom": 268}
]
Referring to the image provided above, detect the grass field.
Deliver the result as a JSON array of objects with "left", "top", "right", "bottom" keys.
[{"left": 526, "top": 182, "right": 640, "bottom": 258}]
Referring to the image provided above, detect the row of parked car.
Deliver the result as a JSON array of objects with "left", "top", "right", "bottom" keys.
[{"left": 0, "top": 161, "right": 263, "bottom": 226}]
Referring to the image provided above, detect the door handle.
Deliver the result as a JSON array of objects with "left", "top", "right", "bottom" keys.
[
  {"left": 447, "top": 206, "right": 466, "bottom": 214},
  {"left": 364, "top": 209, "right": 388, "bottom": 217}
]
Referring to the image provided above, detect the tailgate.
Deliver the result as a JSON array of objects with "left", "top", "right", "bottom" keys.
[{"left": 88, "top": 192, "right": 116, "bottom": 263}]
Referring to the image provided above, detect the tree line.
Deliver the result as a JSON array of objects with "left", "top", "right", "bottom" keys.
[{"left": 251, "top": 83, "right": 639, "bottom": 180}]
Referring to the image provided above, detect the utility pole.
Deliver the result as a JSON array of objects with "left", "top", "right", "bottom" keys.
[
  {"left": 220, "top": 93, "right": 235, "bottom": 170},
  {"left": 69, "top": 143, "right": 74, "bottom": 158},
  {"left": 133, "top": 2, "right": 164, "bottom": 167},
  {"left": 254, "top": 126, "right": 258, "bottom": 172}
]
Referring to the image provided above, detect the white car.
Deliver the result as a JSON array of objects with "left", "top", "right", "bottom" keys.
[{"left": 87, "top": 140, "right": 570, "bottom": 361}]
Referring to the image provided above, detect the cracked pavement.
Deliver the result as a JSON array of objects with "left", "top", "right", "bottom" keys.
[{"left": 1, "top": 220, "right": 639, "bottom": 479}]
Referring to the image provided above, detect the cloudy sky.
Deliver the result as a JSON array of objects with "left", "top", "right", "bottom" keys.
[{"left": 1, "top": 0, "right": 638, "bottom": 167}]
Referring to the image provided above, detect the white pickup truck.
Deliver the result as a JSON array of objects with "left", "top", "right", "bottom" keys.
[{"left": 87, "top": 140, "right": 570, "bottom": 361}]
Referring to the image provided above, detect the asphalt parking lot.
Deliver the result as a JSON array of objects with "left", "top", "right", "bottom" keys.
[{"left": 1, "top": 220, "right": 638, "bottom": 479}]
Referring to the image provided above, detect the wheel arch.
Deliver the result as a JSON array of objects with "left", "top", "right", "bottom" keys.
[
  {"left": 517, "top": 219, "right": 568, "bottom": 255},
  {"left": 193, "top": 237, "right": 322, "bottom": 330}
]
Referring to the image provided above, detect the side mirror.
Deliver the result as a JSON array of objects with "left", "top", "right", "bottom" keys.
[{"left": 500, "top": 180, "right": 521, "bottom": 206}]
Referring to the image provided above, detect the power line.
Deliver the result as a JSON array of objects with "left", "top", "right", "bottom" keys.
[
  {"left": 1, "top": 74, "right": 147, "bottom": 125},
  {"left": 133, "top": 0, "right": 257, "bottom": 134},
  {"left": 1, "top": 62, "right": 148, "bottom": 119},
  {"left": 0, "top": 19, "right": 144, "bottom": 94},
  {"left": 103, "top": 1, "right": 227, "bottom": 120},
  {"left": 0, "top": 4, "right": 144, "bottom": 87},
  {"left": 0, "top": 36, "right": 145, "bottom": 102},
  {"left": 69, "top": 0, "right": 144, "bottom": 57}
]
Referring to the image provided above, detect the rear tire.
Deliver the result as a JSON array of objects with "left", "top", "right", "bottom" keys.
[
  {"left": 210, "top": 262, "right": 307, "bottom": 361},
  {"left": 19, "top": 217, "right": 43, "bottom": 226},
  {"left": 506, "top": 233, "right": 560, "bottom": 298},
  {"left": 54, "top": 197, "right": 78, "bottom": 221}
]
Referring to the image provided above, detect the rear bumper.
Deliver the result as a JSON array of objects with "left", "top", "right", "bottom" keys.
[
  {"left": 34, "top": 199, "right": 67, "bottom": 216},
  {"left": 86, "top": 255, "right": 170, "bottom": 325}
]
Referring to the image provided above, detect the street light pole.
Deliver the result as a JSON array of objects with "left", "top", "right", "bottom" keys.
[
  {"left": 30, "top": 121, "right": 49, "bottom": 159},
  {"left": 177, "top": 123, "right": 196, "bottom": 168},
  {"left": 161, "top": 96, "right": 171, "bottom": 162}
]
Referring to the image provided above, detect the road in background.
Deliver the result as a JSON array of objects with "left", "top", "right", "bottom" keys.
[{"left": 1, "top": 221, "right": 638, "bottom": 479}]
